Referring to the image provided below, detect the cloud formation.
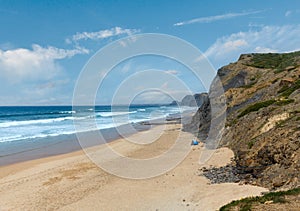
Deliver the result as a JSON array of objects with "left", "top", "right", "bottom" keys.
[
  {"left": 165, "top": 70, "right": 179, "bottom": 75},
  {"left": 0, "top": 44, "right": 88, "bottom": 82},
  {"left": 204, "top": 24, "right": 300, "bottom": 68},
  {"left": 174, "top": 10, "right": 263, "bottom": 26},
  {"left": 285, "top": 10, "right": 292, "bottom": 17},
  {"left": 67, "top": 27, "right": 139, "bottom": 43}
]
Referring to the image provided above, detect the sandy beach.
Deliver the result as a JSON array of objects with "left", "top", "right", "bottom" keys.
[{"left": 0, "top": 123, "right": 267, "bottom": 210}]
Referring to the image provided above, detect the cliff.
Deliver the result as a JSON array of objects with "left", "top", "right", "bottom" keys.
[
  {"left": 185, "top": 51, "right": 300, "bottom": 190},
  {"left": 171, "top": 93, "right": 209, "bottom": 107}
]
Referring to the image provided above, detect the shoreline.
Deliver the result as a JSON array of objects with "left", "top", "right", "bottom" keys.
[
  {"left": 0, "top": 121, "right": 268, "bottom": 210},
  {"left": 0, "top": 121, "right": 154, "bottom": 167},
  {"left": 0, "top": 120, "right": 174, "bottom": 178},
  {"left": 0, "top": 111, "right": 193, "bottom": 167}
]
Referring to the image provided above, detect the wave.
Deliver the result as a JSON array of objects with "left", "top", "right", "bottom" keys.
[
  {"left": 0, "top": 105, "right": 193, "bottom": 144},
  {"left": 0, "top": 125, "right": 101, "bottom": 143},
  {"left": 0, "top": 131, "right": 76, "bottom": 143},
  {"left": 0, "top": 110, "right": 75, "bottom": 119},
  {"left": 0, "top": 116, "right": 75, "bottom": 128},
  {"left": 59, "top": 111, "right": 76, "bottom": 114},
  {"left": 97, "top": 111, "right": 137, "bottom": 117},
  {"left": 0, "top": 121, "right": 132, "bottom": 143},
  {"left": 0, "top": 135, "right": 23, "bottom": 143}
]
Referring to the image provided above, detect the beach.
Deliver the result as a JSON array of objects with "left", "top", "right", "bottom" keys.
[
  {"left": 1, "top": 2, "right": 299, "bottom": 210},
  {"left": 0, "top": 122, "right": 267, "bottom": 210}
]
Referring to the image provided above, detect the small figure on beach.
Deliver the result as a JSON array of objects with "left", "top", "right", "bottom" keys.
[{"left": 191, "top": 139, "right": 199, "bottom": 145}]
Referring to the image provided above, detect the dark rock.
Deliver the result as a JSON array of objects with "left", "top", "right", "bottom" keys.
[
  {"left": 178, "top": 93, "right": 209, "bottom": 107},
  {"left": 181, "top": 95, "right": 197, "bottom": 107},
  {"left": 223, "top": 71, "right": 247, "bottom": 91},
  {"left": 170, "top": 100, "right": 179, "bottom": 106},
  {"left": 183, "top": 95, "right": 211, "bottom": 140},
  {"left": 200, "top": 164, "right": 242, "bottom": 184}
]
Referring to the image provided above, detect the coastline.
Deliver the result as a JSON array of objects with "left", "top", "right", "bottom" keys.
[
  {"left": 0, "top": 110, "right": 190, "bottom": 167},
  {"left": 0, "top": 121, "right": 152, "bottom": 166},
  {"left": 0, "top": 121, "right": 268, "bottom": 210}
]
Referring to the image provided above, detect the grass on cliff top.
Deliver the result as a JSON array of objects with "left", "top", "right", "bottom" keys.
[
  {"left": 238, "top": 99, "right": 276, "bottom": 118},
  {"left": 248, "top": 51, "right": 300, "bottom": 72},
  {"left": 219, "top": 187, "right": 300, "bottom": 211}
]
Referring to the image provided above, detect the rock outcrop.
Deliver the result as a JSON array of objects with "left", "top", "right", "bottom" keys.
[
  {"left": 172, "top": 93, "right": 209, "bottom": 107},
  {"left": 186, "top": 51, "right": 300, "bottom": 190},
  {"left": 183, "top": 94, "right": 210, "bottom": 140}
]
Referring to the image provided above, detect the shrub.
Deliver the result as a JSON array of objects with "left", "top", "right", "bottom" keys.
[
  {"left": 275, "top": 99, "right": 295, "bottom": 106},
  {"left": 219, "top": 188, "right": 300, "bottom": 211},
  {"left": 238, "top": 99, "right": 276, "bottom": 118},
  {"left": 247, "top": 140, "right": 255, "bottom": 149},
  {"left": 248, "top": 51, "right": 300, "bottom": 71},
  {"left": 278, "top": 79, "right": 300, "bottom": 98}
]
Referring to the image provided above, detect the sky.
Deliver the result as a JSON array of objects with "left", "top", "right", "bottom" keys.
[{"left": 1, "top": 0, "right": 300, "bottom": 105}]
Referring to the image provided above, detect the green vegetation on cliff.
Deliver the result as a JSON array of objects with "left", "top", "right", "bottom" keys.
[
  {"left": 278, "top": 78, "right": 300, "bottom": 98},
  {"left": 238, "top": 99, "right": 276, "bottom": 118},
  {"left": 219, "top": 187, "right": 300, "bottom": 211},
  {"left": 248, "top": 51, "right": 300, "bottom": 73}
]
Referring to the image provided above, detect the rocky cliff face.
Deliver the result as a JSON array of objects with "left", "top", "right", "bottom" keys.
[
  {"left": 183, "top": 94, "right": 210, "bottom": 140},
  {"left": 186, "top": 51, "right": 300, "bottom": 190},
  {"left": 171, "top": 93, "right": 209, "bottom": 107}
]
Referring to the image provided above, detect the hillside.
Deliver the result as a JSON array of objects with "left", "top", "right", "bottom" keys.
[{"left": 185, "top": 51, "right": 300, "bottom": 190}]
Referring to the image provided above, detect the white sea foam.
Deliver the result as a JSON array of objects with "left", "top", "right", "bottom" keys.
[
  {"left": 97, "top": 111, "right": 137, "bottom": 117},
  {"left": 0, "top": 121, "right": 128, "bottom": 143},
  {"left": 59, "top": 111, "right": 76, "bottom": 114},
  {"left": 0, "top": 105, "right": 193, "bottom": 144},
  {"left": 0, "top": 117, "right": 74, "bottom": 128}
]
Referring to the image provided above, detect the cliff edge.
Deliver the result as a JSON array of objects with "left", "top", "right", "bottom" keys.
[{"left": 186, "top": 51, "right": 300, "bottom": 190}]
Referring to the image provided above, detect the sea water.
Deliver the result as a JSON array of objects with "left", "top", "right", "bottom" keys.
[{"left": 0, "top": 105, "right": 196, "bottom": 164}]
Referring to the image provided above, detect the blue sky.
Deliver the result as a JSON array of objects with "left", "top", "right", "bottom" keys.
[{"left": 1, "top": 0, "right": 300, "bottom": 105}]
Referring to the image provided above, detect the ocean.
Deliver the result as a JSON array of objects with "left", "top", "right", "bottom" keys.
[{"left": 0, "top": 105, "right": 196, "bottom": 165}]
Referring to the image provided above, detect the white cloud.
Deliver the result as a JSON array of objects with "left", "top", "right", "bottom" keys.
[
  {"left": 254, "top": 46, "right": 277, "bottom": 53},
  {"left": 133, "top": 91, "right": 172, "bottom": 104},
  {"left": 120, "top": 60, "right": 132, "bottom": 73},
  {"left": 285, "top": 10, "right": 292, "bottom": 17},
  {"left": 284, "top": 9, "right": 300, "bottom": 17},
  {"left": 69, "top": 27, "right": 139, "bottom": 43},
  {"left": 131, "top": 89, "right": 193, "bottom": 104},
  {"left": 223, "top": 39, "right": 248, "bottom": 50},
  {"left": 161, "top": 82, "right": 169, "bottom": 89},
  {"left": 174, "top": 10, "right": 263, "bottom": 26},
  {"left": 0, "top": 44, "right": 88, "bottom": 82},
  {"left": 204, "top": 25, "right": 300, "bottom": 68},
  {"left": 165, "top": 70, "right": 179, "bottom": 75},
  {"left": 117, "top": 35, "right": 139, "bottom": 48}
]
